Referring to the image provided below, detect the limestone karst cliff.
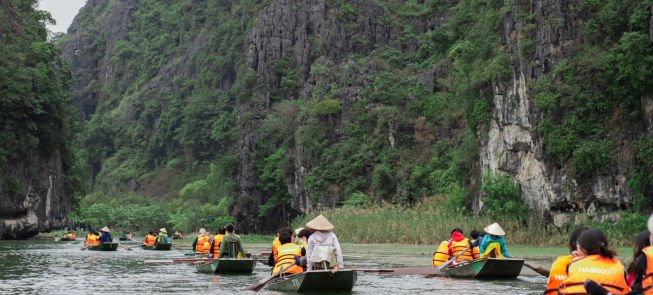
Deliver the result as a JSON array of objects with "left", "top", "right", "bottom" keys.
[
  {"left": 0, "top": 0, "right": 78, "bottom": 239},
  {"left": 60, "top": 0, "right": 653, "bottom": 232}
]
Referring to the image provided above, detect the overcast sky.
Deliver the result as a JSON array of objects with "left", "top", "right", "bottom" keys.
[{"left": 38, "top": 0, "right": 87, "bottom": 33}]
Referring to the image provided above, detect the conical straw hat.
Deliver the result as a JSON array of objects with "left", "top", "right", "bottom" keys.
[
  {"left": 159, "top": 228, "right": 167, "bottom": 233},
  {"left": 484, "top": 223, "right": 505, "bottom": 236},
  {"left": 101, "top": 227, "right": 110, "bottom": 232},
  {"left": 306, "top": 215, "right": 334, "bottom": 231}
]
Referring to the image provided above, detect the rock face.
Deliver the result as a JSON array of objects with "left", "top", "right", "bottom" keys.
[
  {"left": 476, "top": 0, "right": 648, "bottom": 223},
  {"left": 0, "top": 0, "right": 75, "bottom": 239}
]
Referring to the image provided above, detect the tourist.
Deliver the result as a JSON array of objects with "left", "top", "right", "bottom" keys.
[
  {"left": 295, "top": 228, "right": 304, "bottom": 245},
  {"left": 448, "top": 228, "right": 475, "bottom": 263},
  {"left": 192, "top": 228, "right": 209, "bottom": 254},
  {"left": 470, "top": 230, "right": 481, "bottom": 259},
  {"left": 305, "top": 214, "right": 344, "bottom": 270},
  {"left": 144, "top": 230, "right": 156, "bottom": 246},
  {"left": 623, "top": 230, "right": 651, "bottom": 287},
  {"left": 218, "top": 223, "right": 246, "bottom": 258},
  {"left": 558, "top": 228, "right": 630, "bottom": 294},
  {"left": 272, "top": 232, "right": 303, "bottom": 274},
  {"left": 479, "top": 223, "right": 511, "bottom": 258},
  {"left": 544, "top": 226, "right": 588, "bottom": 294},
  {"left": 156, "top": 228, "right": 168, "bottom": 244},
  {"left": 99, "top": 227, "right": 112, "bottom": 243},
  {"left": 209, "top": 227, "right": 226, "bottom": 258},
  {"left": 431, "top": 239, "right": 451, "bottom": 267},
  {"left": 268, "top": 227, "right": 294, "bottom": 266}
]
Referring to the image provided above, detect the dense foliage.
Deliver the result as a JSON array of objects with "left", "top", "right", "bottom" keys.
[{"left": 0, "top": 0, "right": 81, "bottom": 192}]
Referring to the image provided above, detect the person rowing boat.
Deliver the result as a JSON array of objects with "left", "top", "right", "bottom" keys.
[{"left": 305, "top": 215, "right": 343, "bottom": 270}]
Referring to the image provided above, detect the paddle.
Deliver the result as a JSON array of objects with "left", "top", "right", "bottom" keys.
[
  {"left": 172, "top": 243, "right": 185, "bottom": 251},
  {"left": 80, "top": 243, "right": 94, "bottom": 250},
  {"left": 356, "top": 268, "right": 441, "bottom": 275},
  {"left": 117, "top": 243, "right": 133, "bottom": 251},
  {"left": 522, "top": 261, "right": 550, "bottom": 277},
  {"left": 243, "top": 263, "right": 295, "bottom": 292},
  {"left": 423, "top": 245, "right": 471, "bottom": 278}
]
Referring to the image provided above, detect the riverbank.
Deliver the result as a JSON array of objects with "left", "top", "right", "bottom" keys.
[{"left": 292, "top": 195, "right": 644, "bottom": 246}]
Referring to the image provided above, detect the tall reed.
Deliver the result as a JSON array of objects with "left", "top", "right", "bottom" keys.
[{"left": 292, "top": 195, "right": 637, "bottom": 246}]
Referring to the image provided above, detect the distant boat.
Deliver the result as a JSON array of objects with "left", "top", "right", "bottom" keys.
[
  {"left": 60, "top": 237, "right": 75, "bottom": 241},
  {"left": 195, "top": 258, "right": 257, "bottom": 273},
  {"left": 440, "top": 257, "right": 524, "bottom": 278},
  {"left": 141, "top": 243, "right": 172, "bottom": 251},
  {"left": 267, "top": 269, "right": 358, "bottom": 292},
  {"left": 88, "top": 243, "right": 119, "bottom": 251}
]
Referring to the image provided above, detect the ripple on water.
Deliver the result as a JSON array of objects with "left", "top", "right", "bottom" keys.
[{"left": 0, "top": 240, "right": 546, "bottom": 294}]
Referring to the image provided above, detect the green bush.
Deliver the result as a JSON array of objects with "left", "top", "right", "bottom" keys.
[
  {"left": 481, "top": 171, "right": 529, "bottom": 217},
  {"left": 311, "top": 99, "right": 342, "bottom": 116}
]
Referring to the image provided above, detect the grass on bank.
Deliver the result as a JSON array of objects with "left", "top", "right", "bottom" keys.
[{"left": 292, "top": 195, "right": 643, "bottom": 247}]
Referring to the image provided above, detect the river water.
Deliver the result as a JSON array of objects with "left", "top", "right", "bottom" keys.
[{"left": 0, "top": 240, "right": 547, "bottom": 294}]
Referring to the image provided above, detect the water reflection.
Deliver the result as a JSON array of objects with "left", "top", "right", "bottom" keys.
[{"left": 0, "top": 240, "right": 546, "bottom": 294}]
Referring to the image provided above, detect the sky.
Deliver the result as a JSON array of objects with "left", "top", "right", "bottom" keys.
[{"left": 38, "top": 0, "right": 87, "bottom": 33}]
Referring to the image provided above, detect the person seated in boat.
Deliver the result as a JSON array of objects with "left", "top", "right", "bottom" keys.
[
  {"left": 294, "top": 228, "right": 304, "bottom": 245},
  {"left": 298, "top": 228, "right": 313, "bottom": 255},
  {"left": 557, "top": 228, "right": 630, "bottom": 295},
  {"left": 174, "top": 231, "right": 183, "bottom": 239},
  {"left": 192, "top": 228, "right": 210, "bottom": 254},
  {"left": 305, "top": 214, "right": 344, "bottom": 270},
  {"left": 431, "top": 239, "right": 451, "bottom": 267},
  {"left": 544, "top": 226, "right": 588, "bottom": 295},
  {"left": 99, "top": 227, "right": 112, "bottom": 243},
  {"left": 268, "top": 227, "right": 294, "bottom": 267},
  {"left": 144, "top": 230, "right": 157, "bottom": 246},
  {"left": 272, "top": 232, "right": 303, "bottom": 275},
  {"left": 89, "top": 230, "right": 101, "bottom": 246},
  {"left": 156, "top": 228, "right": 168, "bottom": 244},
  {"left": 218, "top": 223, "right": 247, "bottom": 258},
  {"left": 479, "top": 223, "right": 511, "bottom": 258},
  {"left": 447, "top": 228, "right": 476, "bottom": 263},
  {"left": 470, "top": 230, "right": 481, "bottom": 259},
  {"left": 209, "top": 227, "right": 226, "bottom": 259}
]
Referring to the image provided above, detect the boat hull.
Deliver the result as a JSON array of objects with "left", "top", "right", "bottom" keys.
[
  {"left": 195, "top": 258, "right": 257, "bottom": 273},
  {"left": 60, "top": 237, "right": 74, "bottom": 241},
  {"left": 441, "top": 258, "right": 524, "bottom": 278},
  {"left": 119, "top": 238, "right": 132, "bottom": 241},
  {"left": 267, "top": 269, "right": 358, "bottom": 292},
  {"left": 141, "top": 243, "right": 172, "bottom": 250},
  {"left": 88, "top": 243, "right": 119, "bottom": 251}
]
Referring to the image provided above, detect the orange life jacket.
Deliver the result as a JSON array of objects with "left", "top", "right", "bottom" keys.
[
  {"left": 86, "top": 234, "right": 99, "bottom": 246},
  {"left": 144, "top": 235, "right": 156, "bottom": 246},
  {"left": 202, "top": 241, "right": 211, "bottom": 257},
  {"left": 545, "top": 255, "right": 574, "bottom": 294},
  {"left": 196, "top": 236, "right": 209, "bottom": 253},
  {"left": 641, "top": 246, "right": 653, "bottom": 294},
  {"left": 273, "top": 237, "right": 281, "bottom": 261},
  {"left": 450, "top": 239, "right": 475, "bottom": 261},
  {"left": 432, "top": 241, "right": 450, "bottom": 267},
  {"left": 273, "top": 243, "right": 303, "bottom": 274},
  {"left": 558, "top": 255, "right": 631, "bottom": 295},
  {"left": 213, "top": 235, "right": 224, "bottom": 253}
]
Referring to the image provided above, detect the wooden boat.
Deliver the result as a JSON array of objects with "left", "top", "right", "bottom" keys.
[
  {"left": 60, "top": 237, "right": 74, "bottom": 241},
  {"left": 195, "top": 258, "right": 257, "bottom": 274},
  {"left": 141, "top": 243, "right": 172, "bottom": 250},
  {"left": 267, "top": 269, "right": 357, "bottom": 292},
  {"left": 119, "top": 237, "right": 132, "bottom": 241},
  {"left": 88, "top": 242, "right": 119, "bottom": 251},
  {"left": 440, "top": 258, "right": 524, "bottom": 278}
]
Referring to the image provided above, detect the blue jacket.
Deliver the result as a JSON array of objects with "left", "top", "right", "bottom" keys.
[
  {"left": 472, "top": 236, "right": 484, "bottom": 247},
  {"left": 100, "top": 232, "right": 113, "bottom": 243},
  {"left": 479, "top": 235, "right": 510, "bottom": 258}
]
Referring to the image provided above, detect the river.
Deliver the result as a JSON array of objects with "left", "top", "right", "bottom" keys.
[{"left": 0, "top": 240, "right": 548, "bottom": 294}]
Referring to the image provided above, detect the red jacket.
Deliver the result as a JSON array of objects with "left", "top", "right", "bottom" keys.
[{"left": 447, "top": 232, "right": 466, "bottom": 256}]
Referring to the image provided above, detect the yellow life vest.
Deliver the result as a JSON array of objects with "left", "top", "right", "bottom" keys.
[
  {"left": 450, "top": 239, "right": 474, "bottom": 261},
  {"left": 641, "top": 246, "right": 653, "bottom": 294},
  {"left": 212, "top": 235, "right": 224, "bottom": 253},
  {"left": 432, "top": 241, "right": 450, "bottom": 267},
  {"left": 273, "top": 243, "right": 303, "bottom": 274},
  {"left": 481, "top": 241, "right": 505, "bottom": 258}
]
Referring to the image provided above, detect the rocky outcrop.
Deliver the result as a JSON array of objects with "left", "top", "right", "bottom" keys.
[
  {"left": 477, "top": 0, "right": 646, "bottom": 223},
  {"left": 0, "top": 152, "right": 70, "bottom": 239}
]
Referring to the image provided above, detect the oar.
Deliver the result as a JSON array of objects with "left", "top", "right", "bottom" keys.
[
  {"left": 80, "top": 243, "right": 94, "bottom": 250},
  {"left": 423, "top": 245, "right": 471, "bottom": 278},
  {"left": 172, "top": 243, "right": 185, "bottom": 251},
  {"left": 243, "top": 263, "right": 295, "bottom": 292},
  {"left": 117, "top": 243, "right": 133, "bottom": 251},
  {"left": 357, "top": 268, "right": 440, "bottom": 275},
  {"left": 523, "top": 261, "right": 550, "bottom": 277}
]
